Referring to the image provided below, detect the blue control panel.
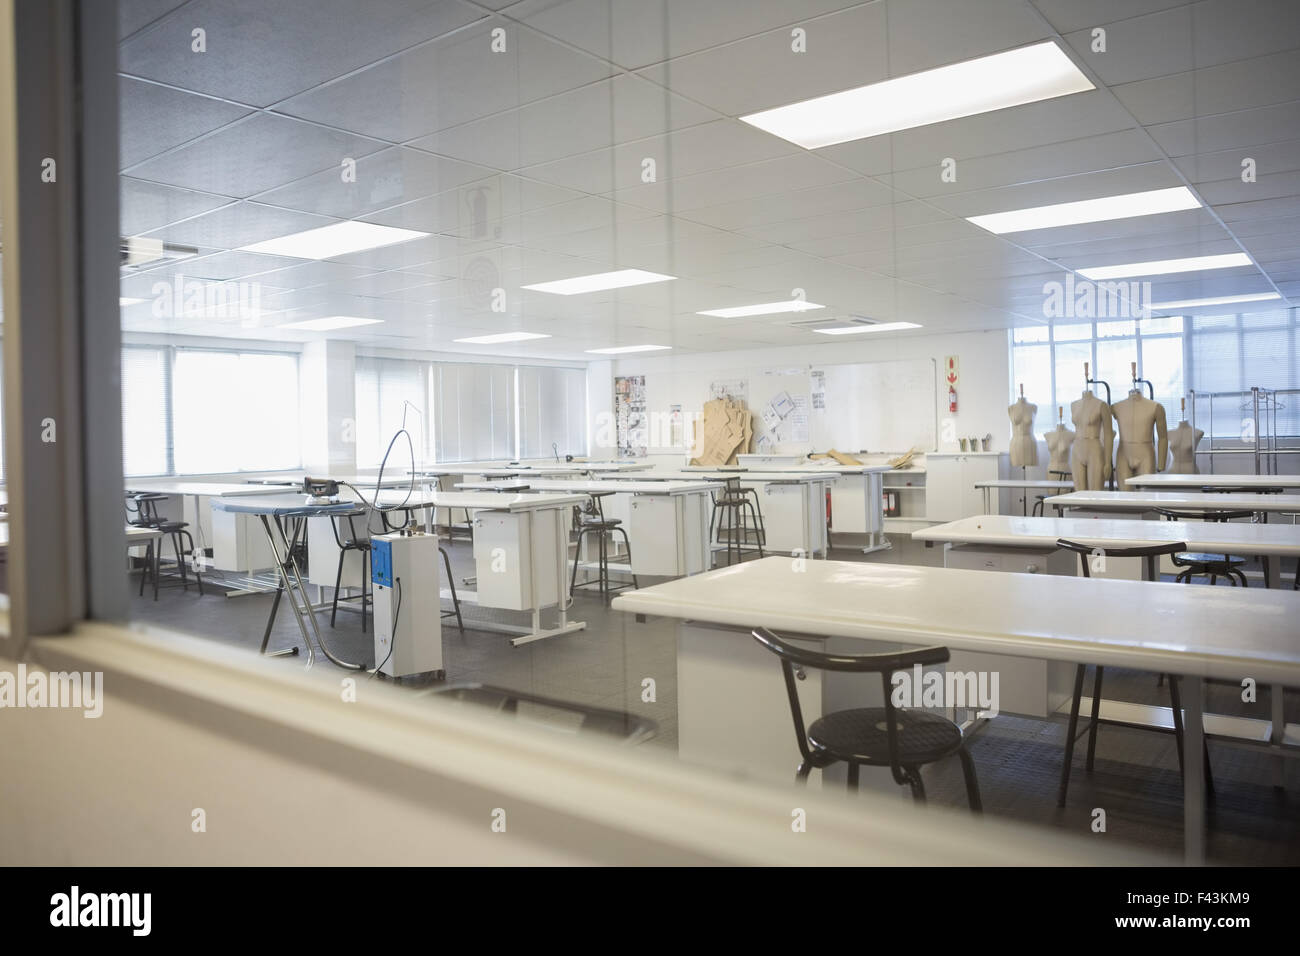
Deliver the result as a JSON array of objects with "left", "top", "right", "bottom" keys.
[{"left": 371, "top": 538, "right": 393, "bottom": 588}]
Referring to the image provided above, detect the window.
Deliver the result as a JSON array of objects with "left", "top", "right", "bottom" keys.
[
  {"left": 355, "top": 358, "right": 432, "bottom": 468},
  {"left": 172, "top": 349, "right": 301, "bottom": 473},
  {"left": 1187, "top": 309, "right": 1300, "bottom": 436},
  {"left": 1010, "top": 317, "right": 1185, "bottom": 436},
  {"left": 518, "top": 366, "right": 587, "bottom": 459},
  {"left": 121, "top": 347, "right": 170, "bottom": 476},
  {"left": 433, "top": 363, "right": 516, "bottom": 462}
]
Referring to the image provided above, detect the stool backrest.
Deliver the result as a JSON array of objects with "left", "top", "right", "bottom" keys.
[
  {"left": 751, "top": 627, "right": 949, "bottom": 781},
  {"left": 1055, "top": 538, "right": 1185, "bottom": 581},
  {"left": 1155, "top": 507, "right": 1253, "bottom": 523}
]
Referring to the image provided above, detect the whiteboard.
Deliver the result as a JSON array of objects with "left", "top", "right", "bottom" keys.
[{"left": 810, "top": 358, "right": 937, "bottom": 453}]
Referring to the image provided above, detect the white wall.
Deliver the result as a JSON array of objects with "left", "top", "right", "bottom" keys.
[{"left": 592, "top": 329, "right": 1011, "bottom": 465}]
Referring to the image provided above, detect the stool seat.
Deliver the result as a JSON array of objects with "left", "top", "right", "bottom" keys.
[
  {"left": 1174, "top": 552, "right": 1244, "bottom": 566},
  {"left": 808, "top": 707, "right": 963, "bottom": 765},
  {"left": 579, "top": 516, "right": 621, "bottom": 528}
]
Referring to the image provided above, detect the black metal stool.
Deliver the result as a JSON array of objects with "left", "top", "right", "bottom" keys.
[
  {"left": 1155, "top": 507, "right": 1252, "bottom": 586},
  {"left": 1033, "top": 470, "right": 1071, "bottom": 516},
  {"left": 126, "top": 492, "right": 204, "bottom": 600},
  {"left": 571, "top": 491, "right": 638, "bottom": 597},
  {"left": 329, "top": 508, "right": 371, "bottom": 632},
  {"left": 1053, "top": 538, "right": 1213, "bottom": 806},
  {"left": 709, "top": 477, "right": 764, "bottom": 565},
  {"left": 751, "top": 627, "right": 981, "bottom": 811}
]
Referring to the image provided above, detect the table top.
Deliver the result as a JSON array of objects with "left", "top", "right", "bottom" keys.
[
  {"left": 456, "top": 478, "right": 716, "bottom": 495},
  {"left": 1, "top": 524, "right": 159, "bottom": 549},
  {"left": 682, "top": 463, "right": 890, "bottom": 475},
  {"left": 210, "top": 494, "right": 361, "bottom": 517},
  {"left": 334, "top": 488, "right": 586, "bottom": 512},
  {"left": 914, "top": 514, "right": 1300, "bottom": 557},
  {"left": 612, "top": 557, "right": 1300, "bottom": 685},
  {"left": 974, "top": 479, "right": 1075, "bottom": 490},
  {"left": 616, "top": 470, "right": 838, "bottom": 484},
  {"left": 1046, "top": 489, "right": 1300, "bottom": 513},
  {"left": 126, "top": 481, "right": 299, "bottom": 497},
  {"left": 1126, "top": 473, "right": 1300, "bottom": 490}
]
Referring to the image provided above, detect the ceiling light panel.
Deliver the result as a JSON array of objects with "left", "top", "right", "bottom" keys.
[
  {"left": 967, "top": 187, "right": 1201, "bottom": 235},
  {"left": 521, "top": 269, "right": 676, "bottom": 295},
  {"left": 740, "top": 41, "right": 1094, "bottom": 149},
  {"left": 1078, "top": 253, "right": 1253, "bottom": 280},
  {"left": 239, "top": 222, "right": 428, "bottom": 260}
]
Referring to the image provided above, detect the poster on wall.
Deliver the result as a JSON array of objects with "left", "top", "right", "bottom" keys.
[
  {"left": 709, "top": 378, "right": 748, "bottom": 403},
  {"left": 614, "top": 375, "right": 648, "bottom": 458}
]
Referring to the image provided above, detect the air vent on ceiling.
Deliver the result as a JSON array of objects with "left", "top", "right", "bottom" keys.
[
  {"left": 120, "top": 237, "right": 199, "bottom": 269},
  {"left": 787, "top": 314, "right": 879, "bottom": 332}
]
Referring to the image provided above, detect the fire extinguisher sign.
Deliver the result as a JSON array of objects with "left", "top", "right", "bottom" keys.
[{"left": 945, "top": 355, "right": 959, "bottom": 413}]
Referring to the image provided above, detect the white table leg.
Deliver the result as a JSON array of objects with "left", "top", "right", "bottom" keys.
[{"left": 1182, "top": 675, "right": 1206, "bottom": 864}]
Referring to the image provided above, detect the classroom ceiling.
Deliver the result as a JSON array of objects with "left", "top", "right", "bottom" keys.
[{"left": 118, "top": 0, "right": 1300, "bottom": 359}]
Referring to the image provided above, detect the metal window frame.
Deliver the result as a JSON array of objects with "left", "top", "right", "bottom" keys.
[{"left": 0, "top": 0, "right": 124, "bottom": 653}]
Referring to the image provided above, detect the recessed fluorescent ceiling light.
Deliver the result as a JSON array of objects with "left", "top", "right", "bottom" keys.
[
  {"left": 119, "top": 297, "right": 145, "bottom": 306},
  {"left": 1078, "top": 253, "right": 1252, "bottom": 281},
  {"left": 522, "top": 269, "right": 676, "bottom": 295},
  {"left": 967, "top": 187, "right": 1201, "bottom": 234},
  {"left": 813, "top": 322, "right": 921, "bottom": 335},
  {"left": 698, "top": 300, "right": 824, "bottom": 318},
  {"left": 239, "top": 222, "right": 427, "bottom": 259},
  {"left": 1151, "top": 292, "right": 1282, "bottom": 310},
  {"left": 454, "top": 332, "right": 551, "bottom": 344},
  {"left": 740, "top": 41, "right": 1093, "bottom": 149},
  {"left": 279, "top": 316, "right": 384, "bottom": 331},
  {"left": 585, "top": 345, "right": 672, "bottom": 354}
]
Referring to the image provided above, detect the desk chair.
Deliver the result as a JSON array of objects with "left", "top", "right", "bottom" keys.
[
  {"left": 1154, "top": 507, "right": 1253, "bottom": 587},
  {"left": 1032, "top": 470, "right": 1071, "bottom": 517},
  {"left": 126, "top": 492, "right": 204, "bottom": 600},
  {"left": 1053, "top": 538, "right": 1213, "bottom": 806},
  {"left": 329, "top": 508, "right": 371, "bottom": 632},
  {"left": 750, "top": 627, "right": 981, "bottom": 811},
  {"left": 709, "top": 477, "right": 765, "bottom": 565},
  {"left": 571, "top": 491, "right": 638, "bottom": 597}
]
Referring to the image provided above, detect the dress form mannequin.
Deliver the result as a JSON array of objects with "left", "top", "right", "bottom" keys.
[
  {"left": 1111, "top": 389, "right": 1169, "bottom": 483},
  {"left": 1008, "top": 385, "right": 1038, "bottom": 468},
  {"left": 1070, "top": 375, "right": 1113, "bottom": 491},
  {"left": 1168, "top": 397, "right": 1203, "bottom": 473},
  {"left": 1045, "top": 406, "right": 1075, "bottom": 474}
]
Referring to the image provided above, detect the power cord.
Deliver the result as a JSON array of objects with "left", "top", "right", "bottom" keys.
[{"left": 370, "top": 576, "right": 400, "bottom": 679}]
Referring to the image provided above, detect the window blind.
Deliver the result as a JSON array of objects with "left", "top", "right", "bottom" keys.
[
  {"left": 433, "top": 363, "right": 515, "bottom": 462},
  {"left": 517, "top": 365, "right": 587, "bottom": 459}
]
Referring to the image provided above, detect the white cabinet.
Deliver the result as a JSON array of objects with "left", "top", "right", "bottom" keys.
[{"left": 925, "top": 454, "right": 1004, "bottom": 521}]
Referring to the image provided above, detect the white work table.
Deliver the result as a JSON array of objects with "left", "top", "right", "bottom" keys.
[
  {"left": 751, "top": 464, "right": 893, "bottom": 553},
  {"left": 613, "top": 556, "right": 1300, "bottom": 863},
  {"left": 615, "top": 469, "right": 836, "bottom": 558},
  {"left": 126, "top": 481, "right": 300, "bottom": 572},
  {"left": 973, "top": 478, "right": 1073, "bottom": 515},
  {"left": 324, "top": 488, "right": 586, "bottom": 647},
  {"left": 1046, "top": 489, "right": 1300, "bottom": 516},
  {"left": 457, "top": 477, "right": 714, "bottom": 577},
  {"left": 1126, "top": 473, "right": 1300, "bottom": 491}
]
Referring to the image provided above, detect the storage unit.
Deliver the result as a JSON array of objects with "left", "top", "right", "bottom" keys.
[{"left": 925, "top": 453, "right": 1006, "bottom": 521}]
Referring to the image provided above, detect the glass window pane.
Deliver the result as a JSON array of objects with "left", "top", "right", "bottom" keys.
[{"left": 121, "top": 347, "right": 169, "bottom": 476}]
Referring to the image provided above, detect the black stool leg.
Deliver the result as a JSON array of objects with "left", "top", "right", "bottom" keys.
[
  {"left": 360, "top": 550, "right": 369, "bottom": 634},
  {"left": 571, "top": 529, "right": 583, "bottom": 591},
  {"left": 958, "top": 745, "right": 982, "bottom": 813},
  {"left": 331, "top": 549, "right": 345, "bottom": 627},
  {"left": 139, "top": 542, "right": 150, "bottom": 597},
  {"left": 1085, "top": 666, "right": 1104, "bottom": 771},
  {"left": 846, "top": 762, "right": 860, "bottom": 792},
  {"left": 614, "top": 527, "right": 638, "bottom": 589},
  {"left": 1058, "top": 663, "right": 1086, "bottom": 806},
  {"left": 905, "top": 767, "right": 926, "bottom": 804},
  {"left": 440, "top": 547, "right": 464, "bottom": 633}
]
